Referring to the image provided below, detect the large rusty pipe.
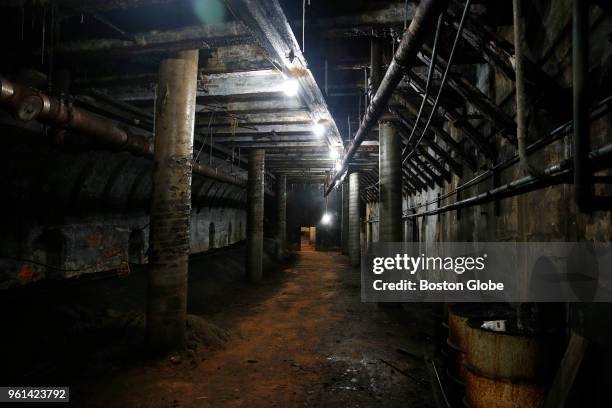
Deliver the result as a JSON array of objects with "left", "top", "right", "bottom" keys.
[
  {"left": 324, "top": 0, "right": 448, "bottom": 196},
  {"left": 0, "top": 76, "right": 245, "bottom": 188}
]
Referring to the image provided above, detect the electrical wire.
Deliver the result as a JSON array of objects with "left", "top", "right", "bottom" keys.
[
  {"left": 403, "top": 0, "right": 471, "bottom": 164},
  {"left": 400, "top": 11, "right": 445, "bottom": 157},
  {"left": 194, "top": 111, "right": 214, "bottom": 162},
  {"left": 513, "top": 0, "right": 546, "bottom": 179}
]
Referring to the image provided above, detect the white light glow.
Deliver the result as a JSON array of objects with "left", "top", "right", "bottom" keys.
[
  {"left": 313, "top": 123, "right": 325, "bottom": 137},
  {"left": 282, "top": 79, "right": 299, "bottom": 97},
  {"left": 329, "top": 149, "right": 339, "bottom": 160},
  {"left": 321, "top": 213, "right": 332, "bottom": 225},
  {"left": 335, "top": 162, "right": 343, "bottom": 171}
]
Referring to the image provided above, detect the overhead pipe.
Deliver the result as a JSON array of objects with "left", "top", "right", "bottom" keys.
[
  {"left": 405, "top": 142, "right": 612, "bottom": 219},
  {"left": 324, "top": 0, "right": 448, "bottom": 196},
  {"left": 512, "top": 0, "right": 545, "bottom": 179},
  {"left": 403, "top": 0, "right": 470, "bottom": 164},
  {"left": 401, "top": 11, "right": 445, "bottom": 155},
  {"left": 403, "top": 93, "right": 612, "bottom": 214},
  {"left": 573, "top": 0, "right": 591, "bottom": 211},
  {"left": 0, "top": 76, "right": 246, "bottom": 188}
]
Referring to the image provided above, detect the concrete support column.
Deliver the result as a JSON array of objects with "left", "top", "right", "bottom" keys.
[
  {"left": 348, "top": 172, "right": 361, "bottom": 267},
  {"left": 146, "top": 50, "right": 199, "bottom": 353},
  {"left": 341, "top": 179, "right": 349, "bottom": 255},
  {"left": 365, "top": 202, "right": 373, "bottom": 244},
  {"left": 379, "top": 121, "right": 402, "bottom": 242},
  {"left": 247, "top": 149, "right": 265, "bottom": 282},
  {"left": 275, "top": 174, "right": 287, "bottom": 259}
]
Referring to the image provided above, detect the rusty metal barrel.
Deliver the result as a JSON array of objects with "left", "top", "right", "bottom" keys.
[
  {"left": 463, "top": 318, "right": 562, "bottom": 408},
  {"left": 446, "top": 304, "right": 513, "bottom": 405},
  {"left": 447, "top": 304, "right": 512, "bottom": 380}
]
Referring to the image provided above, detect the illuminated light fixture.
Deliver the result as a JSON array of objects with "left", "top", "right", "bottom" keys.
[
  {"left": 329, "top": 149, "right": 339, "bottom": 160},
  {"left": 313, "top": 122, "right": 325, "bottom": 137},
  {"left": 321, "top": 213, "right": 332, "bottom": 225},
  {"left": 282, "top": 79, "right": 299, "bottom": 97},
  {"left": 335, "top": 161, "right": 343, "bottom": 171}
]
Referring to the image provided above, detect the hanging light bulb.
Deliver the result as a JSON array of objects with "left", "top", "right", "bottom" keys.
[
  {"left": 321, "top": 195, "right": 332, "bottom": 225},
  {"left": 321, "top": 213, "right": 332, "bottom": 225}
]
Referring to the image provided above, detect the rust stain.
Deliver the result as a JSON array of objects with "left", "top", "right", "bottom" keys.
[
  {"left": 18, "top": 266, "right": 34, "bottom": 282},
  {"left": 103, "top": 248, "right": 121, "bottom": 258},
  {"left": 85, "top": 232, "right": 103, "bottom": 248}
]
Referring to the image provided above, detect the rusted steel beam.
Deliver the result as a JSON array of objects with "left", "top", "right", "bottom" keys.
[
  {"left": 0, "top": 76, "right": 246, "bottom": 188},
  {"left": 403, "top": 167, "right": 428, "bottom": 192},
  {"left": 404, "top": 177, "right": 420, "bottom": 194},
  {"left": 446, "top": 5, "right": 571, "bottom": 118},
  {"left": 418, "top": 46, "right": 517, "bottom": 142},
  {"left": 403, "top": 72, "right": 495, "bottom": 159},
  {"left": 324, "top": 0, "right": 449, "bottom": 196},
  {"left": 419, "top": 138, "right": 462, "bottom": 178},
  {"left": 48, "top": 22, "right": 251, "bottom": 56},
  {"left": 391, "top": 102, "right": 476, "bottom": 170},
  {"left": 406, "top": 161, "right": 437, "bottom": 190},
  {"left": 392, "top": 115, "right": 461, "bottom": 178},
  {"left": 1, "top": 0, "right": 179, "bottom": 13},
  {"left": 413, "top": 150, "right": 453, "bottom": 183},
  {"left": 412, "top": 154, "right": 449, "bottom": 186},
  {"left": 391, "top": 105, "right": 470, "bottom": 174},
  {"left": 74, "top": 45, "right": 271, "bottom": 86}
]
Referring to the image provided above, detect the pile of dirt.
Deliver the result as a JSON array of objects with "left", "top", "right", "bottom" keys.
[
  {"left": 163, "top": 315, "right": 230, "bottom": 368},
  {"left": 186, "top": 314, "right": 230, "bottom": 350}
]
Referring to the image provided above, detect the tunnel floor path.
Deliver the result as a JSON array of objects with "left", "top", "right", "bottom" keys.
[{"left": 78, "top": 247, "right": 436, "bottom": 407}]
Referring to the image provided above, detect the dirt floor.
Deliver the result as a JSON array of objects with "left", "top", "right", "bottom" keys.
[{"left": 1, "top": 243, "right": 439, "bottom": 407}]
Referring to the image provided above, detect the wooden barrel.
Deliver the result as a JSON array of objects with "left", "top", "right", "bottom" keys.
[{"left": 464, "top": 318, "right": 562, "bottom": 408}]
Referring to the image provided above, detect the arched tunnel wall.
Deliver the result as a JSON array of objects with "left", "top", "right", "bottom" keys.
[{"left": 0, "top": 127, "right": 248, "bottom": 289}]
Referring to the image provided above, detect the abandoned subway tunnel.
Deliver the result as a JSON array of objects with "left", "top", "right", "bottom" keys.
[{"left": 1, "top": 0, "right": 612, "bottom": 407}]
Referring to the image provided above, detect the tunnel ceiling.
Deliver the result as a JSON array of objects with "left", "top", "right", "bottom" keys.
[
  {"left": 1, "top": 0, "right": 603, "bottom": 201},
  {"left": 0, "top": 0, "right": 347, "bottom": 188},
  {"left": 276, "top": 0, "right": 526, "bottom": 201}
]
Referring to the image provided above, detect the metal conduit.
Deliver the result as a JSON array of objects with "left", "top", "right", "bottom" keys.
[
  {"left": 573, "top": 0, "right": 591, "bottom": 210},
  {"left": 402, "top": 93, "right": 612, "bottom": 214},
  {"left": 401, "top": 11, "right": 445, "bottom": 154},
  {"left": 404, "top": 141, "right": 612, "bottom": 219},
  {"left": 513, "top": 0, "right": 545, "bottom": 178},
  {"left": 324, "top": 0, "right": 448, "bottom": 197},
  {"left": 403, "top": 0, "right": 470, "bottom": 164},
  {"left": 0, "top": 76, "right": 246, "bottom": 188}
]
